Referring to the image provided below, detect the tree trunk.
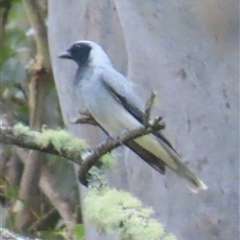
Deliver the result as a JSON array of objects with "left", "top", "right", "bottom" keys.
[{"left": 48, "top": 0, "right": 239, "bottom": 239}]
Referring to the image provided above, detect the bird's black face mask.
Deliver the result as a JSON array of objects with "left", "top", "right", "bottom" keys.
[{"left": 59, "top": 43, "right": 92, "bottom": 66}]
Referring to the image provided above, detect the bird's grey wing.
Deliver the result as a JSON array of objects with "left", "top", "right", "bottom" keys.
[
  {"left": 101, "top": 70, "right": 207, "bottom": 192},
  {"left": 101, "top": 70, "right": 178, "bottom": 174},
  {"left": 102, "top": 69, "right": 175, "bottom": 151}
]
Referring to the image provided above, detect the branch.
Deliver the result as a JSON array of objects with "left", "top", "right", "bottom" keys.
[
  {"left": 78, "top": 117, "right": 165, "bottom": 186},
  {"left": 0, "top": 125, "right": 86, "bottom": 165},
  {"left": 0, "top": 115, "right": 165, "bottom": 187},
  {"left": 73, "top": 91, "right": 164, "bottom": 185},
  {"left": 143, "top": 91, "right": 156, "bottom": 126},
  {"left": 71, "top": 116, "right": 99, "bottom": 126},
  {"left": 0, "top": 120, "right": 178, "bottom": 239},
  {"left": 20, "top": 0, "right": 54, "bottom": 230},
  {"left": 1, "top": 92, "right": 165, "bottom": 187},
  {"left": 22, "top": 0, "right": 51, "bottom": 69}
]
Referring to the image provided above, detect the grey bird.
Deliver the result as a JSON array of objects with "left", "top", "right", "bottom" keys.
[{"left": 59, "top": 40, "right": 207, "bottom": 192}]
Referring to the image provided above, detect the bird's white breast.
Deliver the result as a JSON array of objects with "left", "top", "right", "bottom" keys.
[{"left": 79, "top": 68, "right": 141, "bottom": 136}]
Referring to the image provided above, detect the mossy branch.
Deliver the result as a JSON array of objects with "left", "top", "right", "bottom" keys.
[
  {"left": 0, "top": 93, "right": 177, "bottom": 240},
  {"left": 0, "top": 123, "right": 88, "bottom": 164},
  {"left": 85, "top": 186, "right": 177, "bottom": 240},
  {"left": 0, "top": 121, "right": 179, "bottom": 240},
  {"left": 0, "top": 115, "right": 165, "bottom": 186}
]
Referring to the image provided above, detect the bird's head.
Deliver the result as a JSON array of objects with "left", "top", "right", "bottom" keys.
[{"left": 58, "top": 40, "right": 112, "bottom": 67}]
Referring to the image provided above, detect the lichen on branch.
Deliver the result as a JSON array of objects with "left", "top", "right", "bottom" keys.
[
  {"left": 85, "top": 187, "right": 177, "bottom": 240},
  {"left": 0, "top": 120, "right": 178, "bottom": 240}
]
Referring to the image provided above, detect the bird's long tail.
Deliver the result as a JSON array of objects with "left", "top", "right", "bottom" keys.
[{"left": 133, "top": 134, "right": 207, "bottom": 192}]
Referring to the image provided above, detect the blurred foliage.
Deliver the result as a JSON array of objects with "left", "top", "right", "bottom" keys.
[
  {"left": 74, "top": 224, "right": 85, "bottom": 240},
  {"left": 34, "top": 224, "right": 85, "bottom": 240},
  {"left": 1, "top": 2, "right": 31, "bottom": 123},
  {"left": 0, "top": 1, "right": 83, "bottom": 239},
  {"left": 1, "top": 2, "right": 30, "bottom": 67},
  {"left": 1, "top": 58, "right": 26, "bottom": 83},
  {"left": 0, "top": 0, "right": 22, "bottom": 7}
]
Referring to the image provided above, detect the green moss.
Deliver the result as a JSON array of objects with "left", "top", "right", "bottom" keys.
[
  {"left": 100, "top": 153, "right": 116, "bottom": 169},
  {"left": 13, "top": 123, "right": 31, "bottom": 136},
  {"left": 121, "top": 217, "right": 165, "bottom": 240},
  {"left": 35, "top": 127, "right": 88, "bottom": 152},
  {"left": 12, "top": 123, "right": 89, "bottom": 153},
  {"left": 163, "top": 234, "right": 177, "bottom": 240},
  {"left": 85, "top": 188, "right": 176, "bottom": 240}
]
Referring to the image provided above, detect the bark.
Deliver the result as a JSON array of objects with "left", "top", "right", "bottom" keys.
[
  {"left": 48, "top": 0, "right": 239, "bottom": 239},
  {"left": 0, "top": 0, "right": 12, "bottom": 66},
  {"left": 14, "top": 0, "right": 54, "bottom": 230}
]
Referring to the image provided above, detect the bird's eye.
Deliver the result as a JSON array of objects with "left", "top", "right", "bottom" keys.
[{"left": 69, "top": 43, "right": 91, "bottom": 65}]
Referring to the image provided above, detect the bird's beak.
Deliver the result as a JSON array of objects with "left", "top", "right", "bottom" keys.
[{"left": 58, "top": 51, "right": 72, "bottom": 59}]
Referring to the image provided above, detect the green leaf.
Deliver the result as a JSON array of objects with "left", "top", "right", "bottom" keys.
[{"left": 74, "top": 224, "right": 85, "bottom": 239}]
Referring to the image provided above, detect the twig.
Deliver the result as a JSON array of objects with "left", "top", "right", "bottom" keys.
[
  {"left": 28, "top": 208, "right": 57, "bottom": 232},
  {"left": 143, "top": 91, "right": 156, "bottom": 126},
  {"left": 71, "top": 116, "right": 99, "bottom": 126}
]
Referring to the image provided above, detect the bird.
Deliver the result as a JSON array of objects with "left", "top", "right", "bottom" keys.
[{"left": 59, "top": 40, "right": 207, "bottom": 192}]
